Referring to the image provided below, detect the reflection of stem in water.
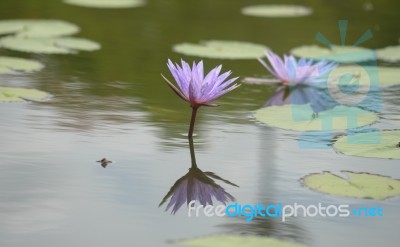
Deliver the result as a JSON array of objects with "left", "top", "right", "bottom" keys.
[
  {"left": 188, "top": 136, "right": 197, "bottom": 169},
  {"left": 188, "top": 106, "right": 198, "bottom": 138}
]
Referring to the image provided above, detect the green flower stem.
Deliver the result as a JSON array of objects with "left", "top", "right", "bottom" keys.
[{"left": 188, "top": 106, "right": 198, "bottom": 138}]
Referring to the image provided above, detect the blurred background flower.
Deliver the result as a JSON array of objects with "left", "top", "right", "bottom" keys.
[{"left": 258, "top": 51, "right": 336, "bottom": 86}]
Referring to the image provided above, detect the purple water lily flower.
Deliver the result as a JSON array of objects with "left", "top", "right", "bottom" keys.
[
  {"left": 162, "top": 59, "right": 240, "bottom": 137},
  {"left": 258, "top": 51, "right": 337, "bottom": 86},
  {"left": 159, "top": 137, "right": 237, "bottom": 214}
]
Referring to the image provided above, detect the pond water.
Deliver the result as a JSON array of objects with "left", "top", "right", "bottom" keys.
[{"left": 0, "top": 0, "right": 399, "bottom": 247}]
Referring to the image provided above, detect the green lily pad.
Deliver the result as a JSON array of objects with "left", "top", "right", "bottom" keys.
[
  {"left": 173, "top": 40, "right": 269, "bottom": 59},
  {"left": 333, "top": 130, "right": 400, "bottom": 159},
  {"left": 0, "top": 56, "right": 44, "bottom": 73},
  {"left": 0, "top": 36, "right": 100, "bottom": 54},
  {"left": 0, "top": 19, "right": 79, "bottom": 37},
  {"left": 63, "top": 0, "right": 146, "bottom": 8},
  {"left": 51, "top": 37, "right": 101, "bottom": 51},
  {"left": 0, "top": 20, "right": 26, "bottom": 35},
  {"left": 376, "top": 45, "right": 400, "bottom": 62},
  {"left": 328, "top": 66, "right": 400, "bottom": 87},
  {"left": 0, "top": 87, "right": 51, "bottom": 103},
  {"left": 178, "top": 235, "right": 308, "bottom": 247},
  {"left": 302, "top": 171, "right": 400, "bottom": 200},
  {"left": 290, "top": 45, "right": 376, "bottom": 63},
  {"left": 255, "top": 104, "right": 378, "bottom": 131},
  {"left": 241, "top": 5, "right": 312, "bottom": 18}
]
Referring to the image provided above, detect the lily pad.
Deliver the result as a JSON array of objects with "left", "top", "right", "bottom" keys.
[
  {"left": 0, "top": 19, "right": 79, "bottom": 37},
  {"left": 241, "top": 5, "right": 312, "bottom": 18},
  {"left": 0, "top": 36, "right": 100, "bottom": 54},
  {"left": 328, "top": 66, "right": 400, "bottom": 87},
  {"left": 302, "top": 171, "right": 400, "bottom": 200},
  {"left": 0, "top": 20, "right": 26, "bottom": 35},
  {"left": 63, "top": 0, "right": 146, "bottom": 8},
  {"left": 0, "top": 87, "right": 51, "bottom": 102},
  {"left": 51, "top": 37, "right": 101, "bottom": 51},
  {"left": 333, "top": 130, "right": 400, "bottom": 159},
  {"left": 172, "top": 40, "right": 269, "bottom": 59},
  {"left": 290, "top": 45, "right": 376, "bottom": 63},
  {"left": 376, "top": 45, "right": 400, "bottom": 62},
  {"left": 0, "top": 56, "right": 44, "bottom": 73},
  {"left": 178, "top": 235, "right": 308, "bottom": 247},
  {"left": 255, "top": 104, "right": 377, "bottom": 131}
]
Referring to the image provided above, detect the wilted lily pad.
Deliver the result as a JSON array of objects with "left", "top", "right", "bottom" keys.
[
  {"left": 290, "top": 45, "right": 376, "bottom": 63},
  {"left": 376, "top": 45, "right": 400, "bottom": 62},
  {"left": 333, "top": 130, "right": 400, "bottom": 159},
  {"left": 0, "top": 87, "right": 51, "bottom": 102},
  {"left": 173, "top": 40, "right": 269, "bottom": 59},
  {"left": 178, "top": 235, "right": 308, "bottom": 247},
  {"left": 0, "top": 36, "right": 100, "bottom": 54},
  {"left": 302, "top": 171, "right": 400, "bottom": 200},
  {"left": 0, "top": 56, "right": 44, "bottom": 73},
  {"left": 0, "top": 19, "right": 79, "bottom": 37},
  {"left": 255, "top": 104, "right": 377, "bottom": 131},
  {"left": 241, "top": 5, "right": 312, "bottom": 18},
  {"left": 63, "top": 0, "right": 146, "bottom": 8}
]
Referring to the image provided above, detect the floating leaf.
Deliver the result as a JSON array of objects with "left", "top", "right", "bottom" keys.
[
  {"left": 255, "top": 104, "right": 377, "bottom": 131},
  {"left": 51, "top": 37, "right": 101, "bottom": 51},
  {"left": 0, "top": 36, "right": 100, "bottom": 54},
  {"left": 0, "top": 19, "right": 79, "bottom": 37},
  {"left": 0, "top": 87, "right": 51, "bottom": 103},
  {"left": 0, "top": 36, "right": 71, "bottom": 54},
  {"left": 328, "top": 66, "right": 400, "bottom": 87},
  {"left": 241, "top": 5, "right": 312, "bottom": 18},
  {"left": 63, "top": 0, "right": 146, "bottom": 8},
  {"left": 376, "top": 45, "right": 400, "bottom": 62},
  {"left": 302, "top": 171, "right": 400, "bottom": 200},
  {"left": 244, "top": 65, "right": 400, "bottom": 87},
  {"left": 242, "top": 77, "right": 280, "bottom": 85},
  {"left": 290, "top": 45, "right": 376, "bottom": 63},
  {"left": 0, "top": 20, "right": 26, "bottom": 35},
  {"left": 0, "top": 56, "right": 44, "bottom": 73},
  {"left": 173, "top": 40, "right": 269, "bottom": 59},
  {"left": 333, "top": 130, "right": 400, "bottom": 159},
  {"left": 178, "top": 235, "right": 308, "bottom": 247}
]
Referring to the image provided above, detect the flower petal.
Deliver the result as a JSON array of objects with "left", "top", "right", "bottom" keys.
[{"left": 161, "top": 74, "right": 189, "bottom": 102}]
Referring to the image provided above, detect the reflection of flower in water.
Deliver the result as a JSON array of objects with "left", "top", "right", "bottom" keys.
[
  {"left": 264, "top": 85, "right": 336, "bottom": 113},
  {"left": 159, "top": 167, "right": 237, "bottom": 214},
  {"left": 159, "top": 137, "right": 238, "bottom": 214},
  {"left": 258, "top": 51, "right": 336, "bottom": 86}
]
